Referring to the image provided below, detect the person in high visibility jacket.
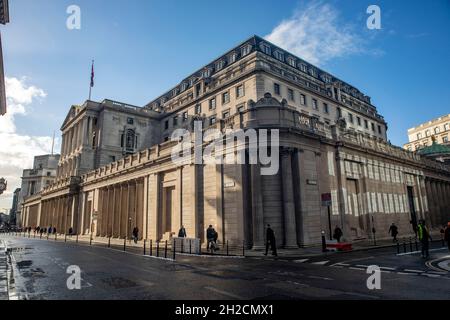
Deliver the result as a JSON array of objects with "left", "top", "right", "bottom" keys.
[{"left": 418, "top": 219, "right": 432, "bottom": 258}]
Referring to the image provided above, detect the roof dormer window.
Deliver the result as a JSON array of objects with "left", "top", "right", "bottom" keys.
[
  {"left": 202, "top": 68, "right": 212, "bottom": 78},
  {"left": 274, "top": 50, "right": 284, "bottom": 61},
  {"left": 287, "top": 57, "right": 296, "bottom": 67},
  {"left": 215, "top": 60, "right": 225, "bottom": 71},
  {"left": 261, "top": 43, "right": 271, "bottom": 55},
  {"left": 241, "top": 44, "right": 252, "bottom": 56},
  {"left": 229, "top": 52, "right": 238, "bottom": 64}
]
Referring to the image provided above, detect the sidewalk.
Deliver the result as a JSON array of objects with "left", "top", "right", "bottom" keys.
[
  {"left": 245, "top": 238, "right": 406, "bottom": 260},
  {"left": 0, "top": 240, "right": 8, "bottom": 300}
]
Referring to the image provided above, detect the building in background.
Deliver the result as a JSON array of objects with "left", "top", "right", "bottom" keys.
[
  {"left": 21, "top": 36, "right": 450, "bottom": 247},
  {"left": 16, "top": 154, "right": 60, "bottom": 226},
  {"left": 404, "top": 114, "right": 450, "bottom": 152},
  {"left": 0, "top": 0, "right": 9, "bottom": 116},
  {"left": 9, "top": 187, "right": 20, "bottom": 226}
]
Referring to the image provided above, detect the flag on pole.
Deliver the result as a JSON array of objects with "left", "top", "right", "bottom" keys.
[{"left": 90, "top": 60, "right": 94, "bottom": 88}]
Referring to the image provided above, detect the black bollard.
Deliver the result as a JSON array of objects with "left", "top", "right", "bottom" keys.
[
  {"left": 108, "top": 237, "right": 111, "bottom": 248},
  {"left": 156, "top": 241, "right": 159, "bottom": 257},
  {"left": 397, "top": 241, "right": 400, "bottom": 254},
  {"left": 150, "top": 240, "right": 153, "bottom": 256},
  {"left": 143, "top": 239, "right": 146, "bottom": 255},
  {"left": 242, "top": 240, "right": 245, "bottom": 256},
  {"left": 165, "top": 240, "right": 168, "bottom": 259},
  {"left": 89, "top": 236, "right": 92, "bottom": 246},
  {"left": 403, "top": 240, "right": 407, "bottom": 253},
  {"left": 65, "top": 234, "right": 67, "bottom": 242},
  {"left": 321, "top": 231, "right": 327, "bottom": 252},
  {"left": 226, "top": 240, "right": 229, "bottom": 256},
  {"left": 76, "top": 234, "right": 78, "bottom": 243},
  {"left": 173, "top": 239, "right": 176, "bottom": 260},
  {"left": 415, "top": 239, "right": 418, "bottom": 251},
  {"left": 123, "top": 237, "right": 126, "bottom": 251},
  {"left": 189, "top": 239, "right": 192, "bottom": 254},
  {"left": 409, "top": 237, "right": 413, "bottom": 252}
]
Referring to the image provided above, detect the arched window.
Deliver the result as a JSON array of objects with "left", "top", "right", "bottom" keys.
[{"left": 125, "top": 129, "right": 135, "bottom": 152}]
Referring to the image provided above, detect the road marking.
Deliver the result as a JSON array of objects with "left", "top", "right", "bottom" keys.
[
  {"left": 380, "top": 266, "right": 396, "bottom": 271},
  {"left": 397, "top": 247, "right": 446, "bottom": 256},
  {"left": 355, "top": 264, "right": 369, "bottom": 268},
  {"left": 204, "top": 286, "right": 244, "bottom": 300},
  {"left": 397, "top": 272, "right": 417, "bottom": 275},
  {"left": 293, "top": 259, "right": 309, "bottom": 263},
  {"left": 423, "top": 273, "right": 441, "bottom": 278},
  {"left": 311, "top": 260, "right": 329, "bottom": 265},
  {"left": 349, "top": 267, "right": 365, "bottom": 271},
  {"left": 404, "top": 269, "right": 425, "bottom": 273},
  {"left": 307, "top": 275, "right": 333, "bottom": 281},
  {"left": 380, "top": 270, "right": 391, "bottom": 273},
  {"left": 331, "top": 263, "right": 350, "bottom": 266}
]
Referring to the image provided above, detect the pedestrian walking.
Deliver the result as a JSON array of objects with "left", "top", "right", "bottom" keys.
[
  {"left": 264, "top": 224, "right": 277, "bottom": 256},
  {"left": 333, "top": 226, "right": 343, "bottom": 243},
  {"left": 410, "top": 220, "right": 418, "bottom": 238},
  {"left": 206, "top": 225, "right": 217, "bottom": 253},
  {"left": 53, "top": 227, "right": 57, "bottom": 234},
  {"left": 178, "top": 225, "right": 187, "bottom": 238},
  {"left": 388, "top": 223, "right": 399, "bottom": 242},
  {"left": 418, "top": 219, "right": 432, "bottom": 258},
  {"left": 444, "top": 222, "right": 450, "bottom": 252},
  {"left": 132, "top": 227, "right": 139, "bottom": 244}
]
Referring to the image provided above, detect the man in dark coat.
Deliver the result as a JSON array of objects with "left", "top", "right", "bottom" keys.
[
  {"left": 178, "top": 225, "right": 187, "bottom": 238},
  {"left": 132, "top": 227, "right": 139, "bottom": 244},
  {"left": 264, "top": 224, "right": 277, "bottom": 256},
  {"left": 388, "top": 223, "right": 399, "bottom": 242},
  {"left": 333, "top": 226, "right": 343, "bottom": 243},
  {"left": 206, "top": 225, "right": 216, "bottom": 251},
  {"left": 444, "top": 222, "right": 450, "bottom": 251}
]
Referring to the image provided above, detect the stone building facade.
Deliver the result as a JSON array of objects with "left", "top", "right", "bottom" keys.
[
  {"left": 404, "top": 114, "right": 450, "bottom": 152},
  {"left": 21, "top": 36, "right": 450, "bottom": 247},
  {"left": 17, "top": 154, "right": 60, "bottom": 227}
]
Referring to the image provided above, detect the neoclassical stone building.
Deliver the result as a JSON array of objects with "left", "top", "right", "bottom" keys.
[{"left": 21, "top": 36, "right": 450, "bottom": 247}]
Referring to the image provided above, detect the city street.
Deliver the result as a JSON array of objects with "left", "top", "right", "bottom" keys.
[{"left": 0, "top": 235, "right": 449, "bottom": 300}]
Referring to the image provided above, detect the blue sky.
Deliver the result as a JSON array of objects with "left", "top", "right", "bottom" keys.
[{"left": 0, "top": 0, "right": 449, "bottom": 208}]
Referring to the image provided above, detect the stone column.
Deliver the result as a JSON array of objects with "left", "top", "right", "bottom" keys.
[
  {"left": 281, "top": 148, "right": 298, "bottom": 248},
  {"left": 250, "top": 164, "right": 264, "bottom": 249}
]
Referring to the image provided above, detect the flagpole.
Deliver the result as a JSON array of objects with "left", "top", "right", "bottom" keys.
[{"left": 89, "top": 59, "right": 94, "bottom": 101}]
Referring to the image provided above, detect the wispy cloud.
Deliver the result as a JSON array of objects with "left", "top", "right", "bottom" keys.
[
  {"left": 265, "top": 1, "right": 364, "bottom": 65},
  {"left": 0, "top": 77, "right": 58, "bottom": 209}
]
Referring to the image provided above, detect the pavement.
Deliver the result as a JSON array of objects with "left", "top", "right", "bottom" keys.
[
  {"left": 0, "top": 234, "right": 449, "bottom": 300},
  {"left": 0, "top": 240, "right": 8, "bottom": 300}
]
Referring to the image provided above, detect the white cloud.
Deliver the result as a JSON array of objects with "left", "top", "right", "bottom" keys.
[
  {"left": 265, "top": 2, "right": 363, "bottom": 65},
  {"left": 0, "top": 77, "right": 57, "bottom": 210}
]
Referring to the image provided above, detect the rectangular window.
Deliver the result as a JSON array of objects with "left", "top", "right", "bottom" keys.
[
  {"left": 222, "top": 91, "right": 230, "bottom": 104},
  {"left": 371, "top": 123, "right": 375, "bottom": 131},
  {"left": 274, "top": 83, "right": 280, "bottom": 95},
  {"left": 222, "top": 110, "right": 230, "bottom": 118},
  {"left": 237, "top": 104, "right": 245, "bottom": 113},
  {"left": 323, "top": 103, "right": 329, "bottom": 114},
  {"left": 337, "top": 107, "right": 342, "bottom": 118},
  {"left": 195, "top": 84, "right": 201, "bottom": 97},
  {"left": 236, "top": 84, "right": 244, "bottom": 98},
  {"left": 195, "top": 104, "right": 201, "bottom": 114},
  {"left": 127, "top": 117, "right": 134, "bottom": 125},
  {"left": 173, "top": 116, "right": 178, "bottom": 126},
  {"left": 262, "top": 44, "right": 271, "bottom": 55},
  {"left": 110, "top": 156, "right": 116, "bottom": 162},
  {"left": 209, "top": 97, "right": 216, "bottom": 110},
  {"left": 183, "top": 112, "right": 188, "bottom": 122},
  {"left": 357, "top": 117, "right": 361, "bottom": 126},
  {"left": 348, "top": 113, "right": 354, "bottom": 123},
  {"left": 209, "top": 116, "right": 216, "bottom": 125},
  {"left": 288, "top": 89, "right": 294, "bottom": 101},
  {"left": 300, "top": 94, "right": 306, "bottom": 105},
  {"left": 364, "top": 119, "right": 369, "bottom": 129},
  {"left": 312, "top": 99, "right": 318, "bottom": 110},
  {"left": 164, "top": 120, "right": 169, "bottom": 130},
  {"left": 443, "top": 135, "right": 449, "bottom": 143},
  {"left": 378, "top": 125, "right": 382, "bottom": 134}
]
